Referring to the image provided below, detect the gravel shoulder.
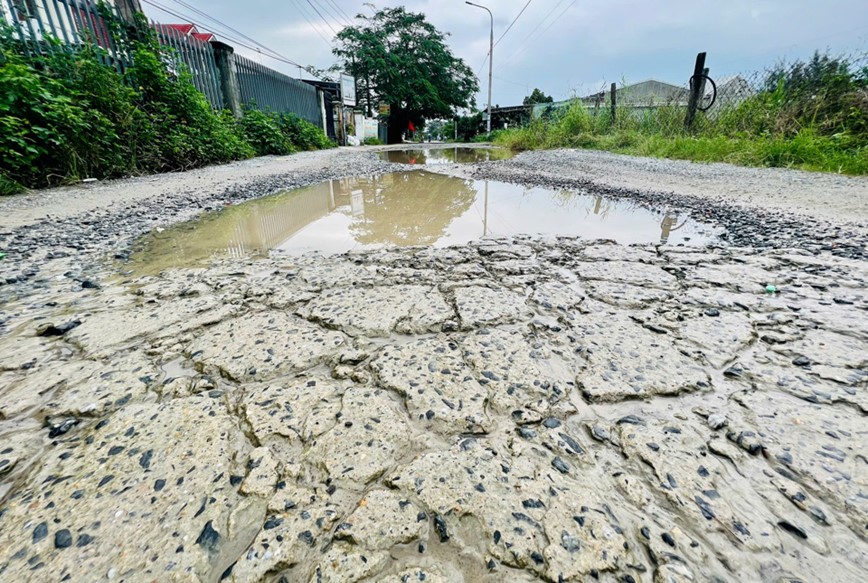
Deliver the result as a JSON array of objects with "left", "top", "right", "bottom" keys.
[
  {"left": 4, "top": 146, "right": 867, "bottom": 232},
  {"left": 471, "top": 149, "right": 868, "bottom": 228},
  {"left": 0, "top": 148, "right": 357, "bottom": 230}
]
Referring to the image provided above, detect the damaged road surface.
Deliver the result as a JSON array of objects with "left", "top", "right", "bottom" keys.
[
  {"left": 1, "top": 146, "right": 868, "bottom": 582},
  {"left": 1, "top": 237, "right": 867, "bottom": 582}
]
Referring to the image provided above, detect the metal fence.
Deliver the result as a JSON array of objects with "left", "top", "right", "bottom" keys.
[
  {"left": 151, "top": 22, "right": 223, "bottom": 110},
  {"left": 0, "top": 0, "right": 127, "bottom": 68},
  {"left": 687, "top": 50, "right": 868, "bottom": 137},
  {"left": 235, "top": 53, "right": 322, "bottom": 127},
  {"left": 1, "top": 0, "right": 324, "bottom": 125}
]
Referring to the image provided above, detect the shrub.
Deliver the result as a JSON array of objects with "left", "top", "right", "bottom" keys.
[
  {"left": 0, "top": 17, "right": 333, "bottom": 194},
  {"left": 494, "top": 51, "right": 868, "bottom": 174},
  {"left": 363, "top": 136, "right": 383, "bottom": 145}
]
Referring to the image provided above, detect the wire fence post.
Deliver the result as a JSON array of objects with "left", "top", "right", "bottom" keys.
[
  {"left": 610, "top": 82, "right": 617, "bottom": 125},
  {"left": 684, "top": 51, "right": 707, "bottom": 130}
]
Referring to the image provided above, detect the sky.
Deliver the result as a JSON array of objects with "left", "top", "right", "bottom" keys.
[{"left": 140, "top": 0, "right": 868, "bottom": 110}]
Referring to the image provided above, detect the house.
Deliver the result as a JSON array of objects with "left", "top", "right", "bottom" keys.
[
  {"left": 152, "top": 23, "right": 218, "bottom": 43},
  {"left": 531, "top": 79, "right": 690, "bottom": 119},
  {"left": 704, "top": 75, "right": 755, "bottom": 111}
]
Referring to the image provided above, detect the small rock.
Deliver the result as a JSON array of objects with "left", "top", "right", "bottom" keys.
[
  {"left": 707, "top": 412, "right": 728, "bottom": 430},
  {"left": 36, "top": 320, "right": 81, "bottom": 337},
  {"left": 54, "top": 529, "right": 73, "bottom": 549},
  {"left": 552, "top": 456, "right": 570, "bottom": 474}
]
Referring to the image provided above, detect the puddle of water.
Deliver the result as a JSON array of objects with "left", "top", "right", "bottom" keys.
[
  {"left": 128, "top": 171, "right": 717, "bottom": 275},
  {"left": 380, "top": 147, "right": 515, "bottom": 165}
]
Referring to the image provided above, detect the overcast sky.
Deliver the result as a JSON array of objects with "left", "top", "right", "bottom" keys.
[{"left": 142, "top": 0, "right": 868, "bottom": 109}]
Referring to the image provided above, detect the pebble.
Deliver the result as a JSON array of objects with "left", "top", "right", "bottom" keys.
[{"left": 54, "top": 530, "right": 72, "bottom": 549}]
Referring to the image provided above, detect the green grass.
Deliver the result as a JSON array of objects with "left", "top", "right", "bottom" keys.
[
  {"left": 496, "top": 121, "right": 868, "bottom": 175},
  {"left": 495, "top": 52, "right": 868, "bottom": 175}
]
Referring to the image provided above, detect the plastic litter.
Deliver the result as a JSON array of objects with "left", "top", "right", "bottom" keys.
[
  {"left": 0, "top": 252, "right": 6, "bottom": 260},
  {"left": 765, "top": 284, "right": 777, "bottom": 294}
]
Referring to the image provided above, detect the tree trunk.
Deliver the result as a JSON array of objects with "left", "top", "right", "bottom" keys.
[{"left": 387, "top": 106, "right": 407, "bottom": 144}]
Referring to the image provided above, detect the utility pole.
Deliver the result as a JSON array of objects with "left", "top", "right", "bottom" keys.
[{"left": 466, "top": 2, "right": 493, "bottom": 134}]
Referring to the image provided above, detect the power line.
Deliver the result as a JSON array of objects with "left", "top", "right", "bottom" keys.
[
  {"left": 498, "top": 0, "right": 577, "bottom": 72},
  {"left": 305, "top": 0, "right": 338, "bottom": 35},
  {"left": 495, "top": 0, "right": 533, "bottom": 47},
  {"left": 141, "top": 0, "right": 304, "bottom": 68},
  {"left": 324, "top": 0, "right": 353, "bottom": 23},
  {"left": 166, "top": 0, "right": 298, "bottom": 61},
  {"left": 476, "top": 0, "right": 535, "bottom": 76},
  {"left": 312, "top": 0, "right": 348, "bottom": 30},
  {"left": 289, "top": 0, "right": 336, "bottom": 49},
  {"left": 321, "top": 0, "right": 352, "bottom": 27}
]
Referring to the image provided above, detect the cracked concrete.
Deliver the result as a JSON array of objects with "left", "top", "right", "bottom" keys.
[{"left": 1, "top": 235, "right": 867, "bottom": 582}]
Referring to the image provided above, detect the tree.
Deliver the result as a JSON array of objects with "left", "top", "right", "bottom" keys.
[
  {"left": 333, "top": 7, "right": 478, "bottom": 144},
  {"left": 523, "top": 88, "right": 554, "bottom": 106}
]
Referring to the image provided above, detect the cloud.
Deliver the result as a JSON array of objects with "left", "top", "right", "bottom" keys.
[{"left": 142, "top": 0, "right": 868, "bottom": 107}]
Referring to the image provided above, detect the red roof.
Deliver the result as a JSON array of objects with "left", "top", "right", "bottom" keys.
[
  {"left": 192, "top": 32, "right": 215, "bottom": 42},
  {"left": 165, "top": 23, "right": 196, "bottom": 35}
]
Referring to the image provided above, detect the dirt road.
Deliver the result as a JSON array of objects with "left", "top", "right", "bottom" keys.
[{"left": 0, "top": 147, "right": 866, "bottom": 583}]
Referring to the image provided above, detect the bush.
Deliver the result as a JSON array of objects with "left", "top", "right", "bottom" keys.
[
  {"left": 494, "top": 51, "right": 868, "bottom": 175},
  {"left": 238, "top": 108, "right": 335, "bottom": 156},
  {"left": 0, "top": 18, "right": 333, "bottom": 194},
  {"left": 363, "top": 136, "right": 383, "bottom": 145}
]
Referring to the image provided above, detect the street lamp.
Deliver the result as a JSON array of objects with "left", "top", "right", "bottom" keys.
[{"left": 465, "top": 1, "right": 493, "bottom": 135}]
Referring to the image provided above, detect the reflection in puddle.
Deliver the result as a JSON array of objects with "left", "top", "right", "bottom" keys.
[
  {"left": 380, "top": 147, "right": 515, "bottom": 165},
  {"left": 129, "top": 171, "right": 717, "bottom": 274}
]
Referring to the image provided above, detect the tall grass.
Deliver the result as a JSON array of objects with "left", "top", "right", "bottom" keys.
[{"left": 495, "top": 52, "right": 868, "bottom": 175}]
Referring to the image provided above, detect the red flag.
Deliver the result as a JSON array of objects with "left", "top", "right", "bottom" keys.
[{"left": 408, "top": 121, "right": 415, "bottom": 131}]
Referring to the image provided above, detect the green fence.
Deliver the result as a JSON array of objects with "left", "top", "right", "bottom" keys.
[
  {"left": 235, "top": 53, "right": 322, "bottom": 127},
  {"left": 1, "top": 0, "right": 127, "bottom": 69},
  {"left": 2, "top": 0, "right": 323, "bottom": 121},
  {"left": 151, "top": 21, "right": 223, "bottom": 110}
]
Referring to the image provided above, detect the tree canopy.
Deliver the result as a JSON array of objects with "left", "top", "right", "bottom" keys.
[
  {"left": 523, "top": 88, "right": 554, "bottom": 106},
  {"left": 333, "top": 7, "right": 478, "bottom": 143}
]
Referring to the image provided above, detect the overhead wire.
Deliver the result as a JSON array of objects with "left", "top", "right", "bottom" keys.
[
  {"left": 163, "top": 0, "right": 308, "bottom": 61},
  {"left": 289, "top": 0, "right": 337, "bottom": 48},
  {"left": 140, "top": 0, "right": 305, "bottom": 68},
  {"left": 321, "top": 0, "right": 352, "bottom": 27},
  {"left": 497, "top": 0, "right": 578, "bottom": 72},
  {"left": 328, "top": 0, "right": 354, "bottom": 23},
  {"left": 476, "top": 0, "right": 534, "bottom": 76},
  {"left": 304, "top": 0, "right": 338, "bottom": 35},
  {"left": 494, "top": 0, "right": 533, "bottom": 47}
]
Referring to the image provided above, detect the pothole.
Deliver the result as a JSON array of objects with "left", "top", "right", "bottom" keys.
[
  {"left": 380, "top": 147, "right": 516, "bottom": 165},
  {"left": 127, "top": 171, "right": 719, "bottom": 275}
]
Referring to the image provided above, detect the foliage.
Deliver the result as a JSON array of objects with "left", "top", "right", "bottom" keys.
[
  {"left": 333, "top": 7, "right": 478, "bottom": 143},
  {"left": 523, "top": 88, "right": 554, "bottom": 106},
  {"left": 495, "top": 51, "right": 868, "bottom": 175},
  {"left": 0, "top": 15, "right": 333, "bottom": 194},
  {"left": 363, "top": 136, "right": 383, "bottom": 145},
  {"left": 443, "top": 112, "right": 485, "bottom": 142},
  {"left": 275, "top": 112, "right": 335, "bottom": 151}
]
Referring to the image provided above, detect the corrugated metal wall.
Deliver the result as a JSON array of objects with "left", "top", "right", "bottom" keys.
[{"left": 234, "top": 53, "right": 322, "bottom": 127}]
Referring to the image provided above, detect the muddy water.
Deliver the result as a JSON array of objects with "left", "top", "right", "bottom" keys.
[
  {"left": 128, "top": 171, "right": 716, "bottom": 274},
  {"left": 380, "top": 147, "right": 515, "bottom": 165}
]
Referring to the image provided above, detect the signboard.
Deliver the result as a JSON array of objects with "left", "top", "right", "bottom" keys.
[
  {"left": 378, "top": 103, "right": 390, "bottom": 116},
  {"left": 340, "top": 73, "right": 356, "bottom": 106}
]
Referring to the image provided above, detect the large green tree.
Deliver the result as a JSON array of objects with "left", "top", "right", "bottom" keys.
[
  {"left": 333, "top": 7, "right": 478, "bottom": 144},
  {"left": 523, "top": 88, "right": 554, "bottom": 106}
]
